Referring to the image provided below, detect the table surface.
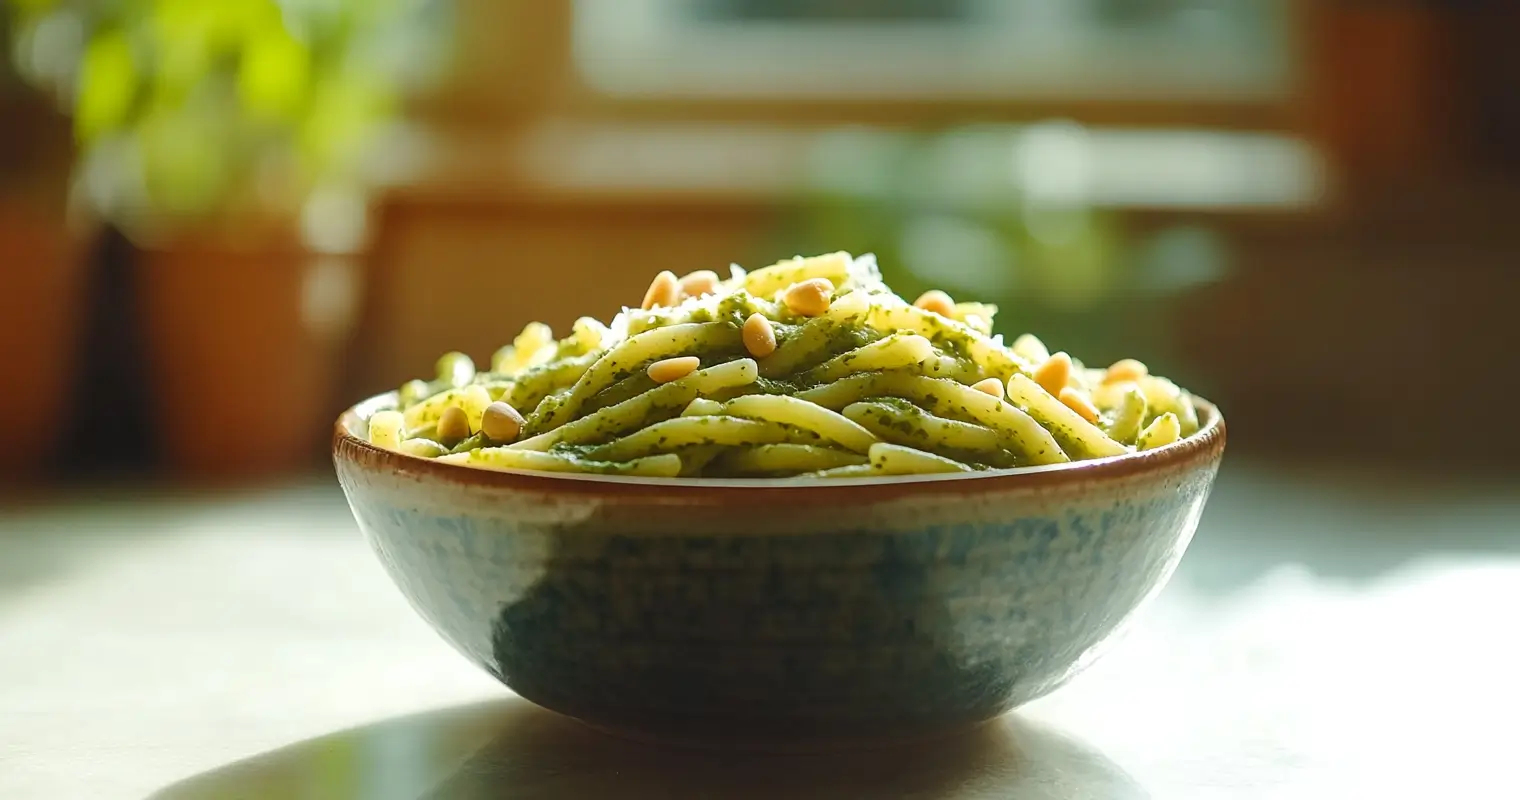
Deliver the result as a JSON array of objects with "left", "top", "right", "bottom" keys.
[{"left": 2, "top": 465, "right": 1517, "bottom": 799}]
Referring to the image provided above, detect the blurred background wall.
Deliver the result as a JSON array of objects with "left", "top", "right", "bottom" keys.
[{"left": 1, "top": 0, "right": 1516, "bottom": 488}]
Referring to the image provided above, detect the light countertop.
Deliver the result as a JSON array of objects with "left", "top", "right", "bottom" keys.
[{"left": 2, "top": 466, "right": 1517, "bottom": 799}]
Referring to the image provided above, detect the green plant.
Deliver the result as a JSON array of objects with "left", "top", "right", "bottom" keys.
[
  {"left": 778, "top": 122, "right": 1228, "bottom": 380},
  {"left": 7, "top": 0, "right": 438, "bottom": 236},
  {"left": 781, "top": 124, "right": 1129, "bottom": 354}
]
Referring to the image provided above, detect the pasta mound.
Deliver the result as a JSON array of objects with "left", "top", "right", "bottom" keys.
[{"left": 363, "top": 252, "right": 1200, "bottom": 478}]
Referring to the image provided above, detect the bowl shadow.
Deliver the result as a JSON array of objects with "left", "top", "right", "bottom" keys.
[{"left": 148, "top": 698, "right": 1148, "bottom": 800}]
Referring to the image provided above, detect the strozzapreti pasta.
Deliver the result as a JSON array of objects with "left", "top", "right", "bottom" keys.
[{"left": 363, "top": 252, "right": 1201, "bottom": 478}]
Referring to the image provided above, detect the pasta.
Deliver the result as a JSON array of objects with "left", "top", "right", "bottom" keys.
[
  {"left": 844, "top": 400, "right": 998, "bottom": 452},
  {"left": 715, "top": 444, "right": 868, "bottom": 476},
  {"left": 364, "top": 252, "right": 1203, "bottom": 478}
]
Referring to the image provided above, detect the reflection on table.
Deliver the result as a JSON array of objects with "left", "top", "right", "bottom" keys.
[{"left": 150, "top": 698, "right": 1146, "bottom": 800}]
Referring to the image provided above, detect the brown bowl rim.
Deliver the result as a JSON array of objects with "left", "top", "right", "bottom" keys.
[{"left": 334, "top": 389, "right": 1225, "bottom": 501}]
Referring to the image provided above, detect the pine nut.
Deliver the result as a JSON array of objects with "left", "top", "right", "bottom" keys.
[
  {"left": 641, "top": 270, "right": 680, "bottom": 310},
  {"left": 678, "top": 270, "right": 721, "bottom": 298},
  {"left": 481, "top": 401, "right": 525, "bottom": 442},
  {"left": 648, "top": 356, "right": 700, "bottom": 383},
  {"left": 971, "top": 377, "right": 1004, "bottom": 398},
  {"left": 1059, "top": 387, "right": 1101, "bottom": 424},
  {"left": 783, "top": 278, "right": 834, "bottom": 317},
  {"left": 1034, "top": 352, "right": 1072, "bottom": 396},
  {"left": 742, "top": 312, "right": 777, "bottom": 358},
  {"left": 1104, "top": 358, "right": 1149, "bottom": 384},
  {"left": 913, "top": 290, "right": 955, "bottom": 317},
  {"left": 436, "top": 406, "right": 471, "bottom": 446}
]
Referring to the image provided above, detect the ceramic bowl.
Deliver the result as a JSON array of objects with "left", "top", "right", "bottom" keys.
[{"left": 334, "top": 394, "right": 1225, "bottom": 745}]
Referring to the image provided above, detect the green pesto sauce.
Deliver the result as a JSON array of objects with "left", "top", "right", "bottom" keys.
[
  {"left": 926, "top": 325, "right": 974, "bottom": 362},
  {"left": 769, "top": 321, "right": 800, "bottom": 344},
  {"left": 448, "top": 433, "right": 489, "bottom": 454},
  {"left": 585, "top": 373, "right": 660, "bottom": 413},
  {"left": 522, "top": 390, "right": 571, "bottom": 435},
  {"left": 752, "top": 376, "right": 796, "bottom": 395},
  {"left": 872, "top": 396, "right": 919, "bottom": 413},
  {"left": 825, "top": 324, "right": 879, "bottom": 353},
  {"left": 714, "top": 292, "right": 761, "bottom": 327},
  {"left": 861, "top": 408, "right": 918, "bottom": 439}
]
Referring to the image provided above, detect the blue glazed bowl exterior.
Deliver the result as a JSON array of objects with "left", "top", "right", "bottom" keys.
[{"left": 334, "top": 397, "right": 1224, "bottom": 743}]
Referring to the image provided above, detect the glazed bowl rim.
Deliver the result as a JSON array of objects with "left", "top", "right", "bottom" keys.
[{"left": 334, "top": 389, "right": 1224, "bottom": 497}]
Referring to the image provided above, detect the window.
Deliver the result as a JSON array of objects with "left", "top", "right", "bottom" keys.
[{"left": 573, "top": 0, "right": 1295, "bottom": 101}]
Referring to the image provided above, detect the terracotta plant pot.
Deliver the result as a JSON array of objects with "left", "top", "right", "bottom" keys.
[
  {"left": 0, "top": 205, "right": 89, "bottom": 483},
  {"left": 138, "top": 232, "right": 361, "bottom": 480}
]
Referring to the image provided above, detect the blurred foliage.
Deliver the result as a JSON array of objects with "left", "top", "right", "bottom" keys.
[
  {"left": 780, "top": 124, "right": 1124, "bottom": 361},
  {"left": 5, "top": 0, "right": 441, "bottom": 235},
  {"left": 777, "top": 122, "right": 1226, "bottom": 379}
]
